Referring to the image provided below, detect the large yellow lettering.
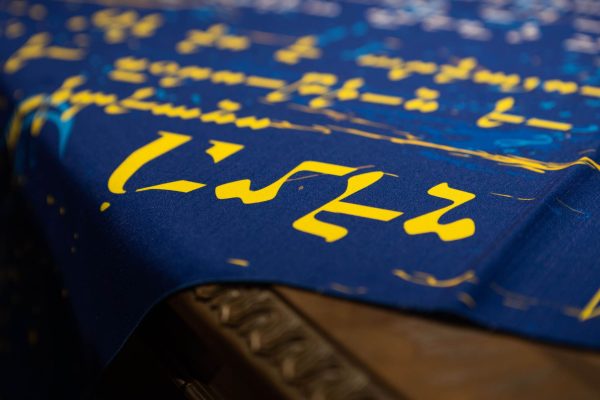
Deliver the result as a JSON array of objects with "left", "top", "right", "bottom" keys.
[
  {"left": 108, "top": 131, "right": 204, "bottom": 194},
  {"left": 215, "top": 161, "right": 356, "bottom": 204},
  {"left": 205, "top": 140, "right": 244, "bottom": 164},
  {"left": 293, "top": 171, "right": 403, "bottom": 242},
  {"left": 404, "top": 183, "right": 475, "bottom": 241}
]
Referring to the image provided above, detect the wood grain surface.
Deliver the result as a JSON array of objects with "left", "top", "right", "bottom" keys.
[{"left": 275, "top": 286, "right": 600, "bottom": 400}]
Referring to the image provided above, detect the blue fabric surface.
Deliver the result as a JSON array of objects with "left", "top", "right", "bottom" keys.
[{"left": 1, "top": 0, "right": 600, "bottom": 363}]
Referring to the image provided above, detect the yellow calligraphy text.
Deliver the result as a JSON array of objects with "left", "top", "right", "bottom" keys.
[
  {"left": 215, "top": 161, "right": 356, "bottom": 204},
  {"left": 404, "top": 183, "right": 476, "bottom": 241},
  {"left": 293, "top": 171, "right": 403, "bottom": 242},
  {"left": 108, "top": 131, "right": 205, "bottom": 194}
]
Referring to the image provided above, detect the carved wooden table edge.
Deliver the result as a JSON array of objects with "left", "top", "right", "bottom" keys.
[
  {"left": 168, "top": 284, "right": 401, "bottom": 400},
  {"left": 99, "top": 282, "right": 600, "bottom": 399}
]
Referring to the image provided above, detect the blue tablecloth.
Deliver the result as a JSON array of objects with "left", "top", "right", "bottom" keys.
[{"left": 2, "top": 0, "right": 600, "bottom": 363}]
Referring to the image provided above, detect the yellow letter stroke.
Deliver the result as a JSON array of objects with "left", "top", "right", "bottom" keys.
[
  {"left": 404, "top": 183, "right": 475, "bottom": 241},
  {"left": 293, "top": 171, "right": 403, "bottom": 242}
]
